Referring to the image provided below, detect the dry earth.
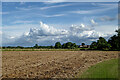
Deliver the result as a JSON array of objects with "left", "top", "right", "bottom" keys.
[{"left": 2, "top": 51, "right": 118, "bottom": 78}]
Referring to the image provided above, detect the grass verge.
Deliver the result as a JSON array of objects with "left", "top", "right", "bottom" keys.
[{"left": 77, "top": 59, "right": 118, "bottom": 78}]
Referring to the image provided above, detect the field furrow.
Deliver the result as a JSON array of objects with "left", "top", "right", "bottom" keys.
[{"left": 2, "top": 51, "right": 118, "bottom": 78}]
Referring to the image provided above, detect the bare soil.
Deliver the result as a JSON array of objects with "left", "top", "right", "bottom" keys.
[{"left": 2, "top": 51, "right": 118, "bottom": 78}]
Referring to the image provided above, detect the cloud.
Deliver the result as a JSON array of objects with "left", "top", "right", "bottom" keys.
[
  {"left": 20, "top": 2, "right": 26, "bottom": 5},
  {"left": 40, "top": 4, "right": 73, "bottom": 10},
  {"left": 15, "top": 6, "right": 38, "bottom": 11},
  {"left": 97, "top": 3, "right": 118, "bottom": 8},
  {"left": 29, "top": 21, "right": 68, "bottom": 36},
  {"left": 70, "top": 10, "right": 93, "bottom": 14},
  {"left": 98, "top": 16, "right": 117, "bottom": 22},
  {"left": 2, "top": 24, "right": 40, "bottom": 38},
  {"left": 12, "top": 20, "right": 34, "bottom": 24},
  {"left": 43, "top": 1, "right": 63, "bottom": 4},
  {"left": 69, "top": 23, "right": 106, "bottom": 39},
  {"left": 91, "top": 19, "right": 97, "bottom": 26},
  {"left": 2, "top": 21, "right": 68, "bottom": 46},
  {"left": 45, "top": 0, "right": 67, "bottom": 3},
  {"left": 2, "top": 21, "right": 111, "bottom": 46},
  {"left": 2, "top": 0, "right": 119, "bottom": 2},
  {"left": 91, "top": 3, "right": 118, "bottom": 7},
  {"left": 0, "top": 12, "right": 9, "bottom": 15},
  {"left": 70, "top": 24, "right": 91, "bottom": 32},
  {"left": 70, "top": 4, "right": 117, "bottom": 14},
  {"left": 42, "top": 14, "right": 65, "bottom": 17},
  {"left": 16, "top": 3, "right": 73, "bottom": 11},
  {"left": 2, "top": 33, "right": 17, "bottom": 46}
]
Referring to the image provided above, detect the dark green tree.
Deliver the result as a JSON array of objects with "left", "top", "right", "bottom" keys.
[
  {"left": 66, "top": 42, "right": 73, "bottom": 49},
  {"left": 90, "top": 37, "right": 111, "bottom": 50},
  {"left": 34, "top": 44, "right": 39, "bottom": 48},
  {"left": 90, "top": 41, "right": 97, "bottom": 49},
  {"left": 62, "top": 43, "right": 66, "bottom": 48},
  {"left": 62, "top": 42, "right": 78, "bottom": 49},
  {"left": 108, "top": 29, "right": 120, "bottom": 50},
  {"left": 50, "top": 45, "right": 54, "bottom": 49},
  {"left": 17, "top": 46, "right": 24, "bottom": 49},
  {"left": 97, "top": 37, "right": 111, "bottom": 50},
  {"left": 55, "top": 42, "right": 62, "bottom": 49},
  {"left": 82, "top": 43, "right": 85, "bottom": 46},
  {"left": 71, "top": 43, "right": 77, "bottom": 49}
]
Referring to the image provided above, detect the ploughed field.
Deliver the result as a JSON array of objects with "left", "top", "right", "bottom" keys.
[{"left": 2, "top": 51, "right": 118, "bottom": 78}]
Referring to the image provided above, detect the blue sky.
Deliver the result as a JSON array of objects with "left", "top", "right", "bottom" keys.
[
  {"left": 1, "top": 2, "right": 118, "bottom": 46},
  {"left": 1, "top": 0, "right": 119, "bottom": 2}
]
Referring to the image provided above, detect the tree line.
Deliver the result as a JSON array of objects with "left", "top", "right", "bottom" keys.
[
  {"left": 2, "top": 42, "right": 84, "bottom": 49},
  {"left": 33, "top": 42, "right": 79, "bottom": 49},
  {"left": 90, "top": 29, "right": 120, "bottom": 50},
  {"left": 2, "top": 29, "right": 120, "bottom": 51}
]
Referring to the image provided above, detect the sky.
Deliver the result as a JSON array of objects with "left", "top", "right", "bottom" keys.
[
  {"left": 1, "top": 2, "right": 118, "bottom": 46},
  {"left": 1, "top": 0, "right": 120, "bottom": 2}
]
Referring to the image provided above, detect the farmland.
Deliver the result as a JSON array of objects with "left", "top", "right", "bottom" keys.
[{"left": 2, "top": 51, "right": 118, "bottom": 78}]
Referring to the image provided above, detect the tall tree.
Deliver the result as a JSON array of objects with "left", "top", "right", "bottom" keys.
[
  {"left": 71, "top": 43, "right": 78, "bottom": 49},
  {"left": 62, "top": 42, "right": 78, "bottom": 49},
  {"left": 90, "top": 37, "right": 111, "bottom": 50},
  {"left": 55, "top": 42, "right": 62, "bottom": 49},
  {"left": 34, "top": 44, "right": 39, "bottom": 48},
  {"left": 108, "top": 29, "right": 120, "bottom": 50},
  {"left": 66, "top": 42, "right": 73, "bottom": 49},
  {"left": 97, "top": 37, "right": 111, "bottom": 50}
]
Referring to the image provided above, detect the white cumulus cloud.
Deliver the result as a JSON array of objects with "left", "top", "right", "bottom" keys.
[
  {"left": 28, "top": 21, "right": 68, "bottom": 36},
  {"left": 2, "top": 21, "right": 112, "bottom": 46},
  {"left": 91, "top": 19, "right": 97, "bottom": 25}
]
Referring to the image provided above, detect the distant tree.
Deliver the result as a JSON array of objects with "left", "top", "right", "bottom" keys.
[
  {"left": 50, "top": 45, "right": 54, "bottom": 49},
  {"left": 82, "top": 43, "right": 85, "bottom": 46},
  {"left": 7, "top": 46, "right": 11, "bottom": 48},
  {"left": 62, "top": 42, "right": 78, "bottom": 49},
  {"left": 90, "top": 41, "right": 97, "bottom": 49},
  {"left": 62, "top": 43, "right": 66, "bottom": 49},
  {"left": 71, "top": 43, "right": 75, "bottom": 49},
  {"left": 66, "top": 42, "right": 73, "bottom": 49},
  {"left": 17, "top": 46, "right": 24, "bottom": 49},
  {"left": 34, "top": 44, "right": 39, "bottom": 48},
  {"left": 2, "top": 47, "right": 6, "bottom": 49},
  {"left": 55, "top": 42, "right": 62, "bottom": 49}
]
